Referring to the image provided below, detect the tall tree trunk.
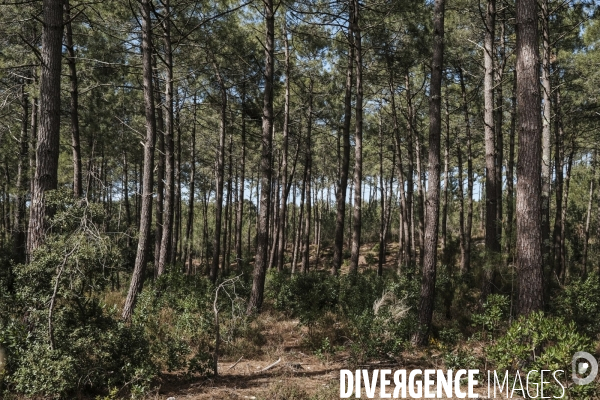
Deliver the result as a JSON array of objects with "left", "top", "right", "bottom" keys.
[
  {"left": 247, "top": 0, "right": 275, "bottom": 313},
  {"left": 561, "top": 147, "right": 574, "bottom": 282},
  {"left": 495, "top": 14, "right": 505, "bottom": 249},
  {"left": 483, "top": 0, "right": 499, "bottom": 299},
  {"left": 553, "top": 88, "right": 564, "bottom": 278},
  {"left": 414, "top": 127, "right": 425, "bottom": 268},
  {"left": 516, "top": 0, "right": 544, "bottom": 315},
  {"left": 582, "top": 151, "right": 596, "bottom": 274},
  {"left": 210, "top": 62, "right": 228, "bottom": 283},
  {"left": 225, "top": 133, "right": 234, "bottom": 274},
  {"left": 153, "top": 55, "right": 165, "bottom": 275},
  {"left": 413, "top": 0, "right": 445, "bottom": 345},
  {"left": 277, "top": 20, "right": 291, "bottom": 272},
  {"left": 506, "top": 70, "right": 517, "bottom": 261},
  {"left": 157, "top": 3, "right": 175, "bottom": 276},
  {"left": 301, "top": 82, "right": 314, "bottom": 274},
  {"left": 13, "top": 82, "right": 29, "bottom": 263},
  {"left": 388, "top": 76, "right": 410, "bottom": 269},
  {"left": 332, "top": 6, "right": 354, "bottom": 274},
  {"left": 378, "top": 112, "right": 386, "bottom": 276},
  {"left": 236, "top": 91, "right": 246, "bottom": 264},
  {"left": 123, "top": 151, "right": 132, "bottom": 229},
  {"left": 28, "top": 0, "right": 64, "bottom": 256},
  {"left": 64, "top": 0, "right": 82, "bottom": 198},
  {"left": 458, "top": 67, "right": 473, "bottom": 273},
  {"left": 540, "top": 0, "right": 552, "bottom": 261},
  {"left": 122, "top": 0, "right": 156, "bottom": 321},
  {"left": 349, "top": 0, "right": 363, "bottom": 275},
  {"left": 292, "top": 170, "right": 306, "bottom": 274},
  {"left": 441, "top": 91, "right": 450, "bottom": 257},
  {"left": 185, "top": 96, "right": 197, "bottom": 273}
]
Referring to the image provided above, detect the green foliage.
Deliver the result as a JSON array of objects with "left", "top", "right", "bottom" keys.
[
  {"left": 471, "top": 294, "right": 510, "bottom": 337},
  {"left": 133, "top": 270, "right": 216, "bottom": 376},
  {"left": 551, "top": 273, "right": 600, "bottom": 336},
  {"left": 266, "top": 270, "right": 417, "bottom": 362},
  {"left": 488, "top": 312, "right": 597, "bottom": 398},
  {"left": 0, "top": 193, "right": 155, "bottom": 398}
]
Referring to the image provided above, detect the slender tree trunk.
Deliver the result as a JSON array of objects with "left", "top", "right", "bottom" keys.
[
  {"left": 495, "top": 15, "right": 505, "bottom": 249},
  {"left": 482, "top": 0, "right": 499, "bottom": 299},
  {"left": 64, "top": 0, "right": 82, "bottom": 198},
  {"left": 277, "top": 20, "right": 291, "bottom": 272},
  {"left": 210, "top": 62, "right": 228, "bottom": 283},
  {"left": 292, "top": 170, "right": 306, "bottom": 274},
  {"left": 389, "top": 76, "right": 410, "bottom": 269},
  {"left": 540, "top": 0, "right": 552, "bottom": 261},
  {"left": 173, "top": 100, "right": 183, "bottom": 264},
  {"left": 413, "top": 0, "right": 445, "bottom": 345},
  {"left": 153, "top": 55, "right": 165, "bottom": 275},
  {"left": 458, "top": 67, "right": 473, "bottom": 273},
  {"left": 236, "top": 91, "right": 247, "bottom": 264},
  {"left": 157, "top": 3, "right": 175, "bottom": 276},
  {"left": 185, "top": 98, "right": 197, "bottom": 273},
  {"left": 349, "top": 0, "right": 363, "bottom": 275},
  {"left": 247, "top": 0, "right": 275, "bottom": 313},
  {"left": 516, "top": 0, "right": 544, "bottom": 315},
  {"left": 506, "top": 70, "right": 517, "bottom": 261},
  {"left": 378, "top": 112, "right": 386, "bottom": 276},
  {"left": 225, "top": 134, "right": 234, "bottom": 274},
  {"left": 301, "top": 82, "right": 314, "bottom": 274},
  {"left": 441, "top": 92, "right": 450, "bottom": 257},
  {"left": 553, "top": 88, "right": 564, "bottom": 278},
  {"left": 122, "top": 0, "right": 156, "bottom": 321},
  {"left": 332, "top": 6, "right": 354, "bottom": 274},
  {"left": 583, "top": 151, "right": 596, "bottom": 274},
  {"left": 13, "top": 82, "right": 29, "bottom": 263},
  {"left": 561, "top": 147, "right": 574, "bottom": 282},
  {"left": 414, "top": 128, "right": 425, "bottom": 268}
]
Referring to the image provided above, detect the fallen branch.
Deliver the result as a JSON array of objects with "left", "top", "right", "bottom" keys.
[
  {"left": 227, "top": 356, "right": 243, "bottom": 371},
  {"left": 260, "top": 357, "right": 281, "bottom": 372}
]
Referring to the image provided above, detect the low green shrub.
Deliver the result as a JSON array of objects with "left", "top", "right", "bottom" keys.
[{"left": 487, "top": 311, "right": 597, "bottom": 398}]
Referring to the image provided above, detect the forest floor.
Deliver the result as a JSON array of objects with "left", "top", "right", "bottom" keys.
[
  {"left": 155, "top": 310, "right": 518, "bottom": 399},
  {"left": 152, "top": 243, "right": 519, "bottom": 400}
]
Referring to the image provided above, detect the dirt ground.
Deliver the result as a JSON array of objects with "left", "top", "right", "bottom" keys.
[
  {"left": 154, "top": 316, "right": 520, "bottom": 400},
  {"left": 152, "top": 243, "right": 519, "bottom": 400}
]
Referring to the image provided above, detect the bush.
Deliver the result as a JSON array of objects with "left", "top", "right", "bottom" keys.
[
  {"left": 551, "top": 273, "right": 600, "bottom": 337},
  {"left": 266, "top": 270, "right": 417, "bottom": 362},
  {"left": 0, "top": 191, "right": 155, "bottom": 398},
  {"left": 487, "top": 311, "right": 597, "bottom": 398}
]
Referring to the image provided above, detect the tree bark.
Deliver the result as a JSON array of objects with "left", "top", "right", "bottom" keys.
[
  {"left": 64, "top": 0, "right": 82, "bottom": 198},
  {"left": 540, "top": 0, "right": 552, "bottom": 261},
  {"left": 157, "top": 1, "right": 175, "bottom": 276},
  {"left": 301, "top": 82, "right": 314, "bottom": 274},
  {"left": 483, "top": 0, "right": 499, "bottom": 299},
  {"left": 506, "top": 70, "right": 517, "bottom": 261},
  {"left": 122, "top": 0, "right": 156, "bottom": 321},
  {"left": 185, "top": 97, "right": 197, "bottom": 273},
  {"left": 28, "top": 0, "right": 64, "bottom": 256},
  {"left": 582, "top": 151, "right": 596, "bottom": 274},
  {"left": 13, "top": 82, "right": 29, "bottom": 263},
  {"left": 458, "top": 67, "right": 473, "bottom": 273},
  {"left": 277, "top": 20, "right": 291, "bottom": 272},
  {"left": 236, "top": 90, "right": 247, "bottom": 265},
  {"left": 516, "top": 0, "right": 544, "bottom": 315},
  {"left": 210, "top": 61, "right": 228, "bottom": 283},
  {"left": 332, "top": 5, "right": 354, "bottom": 274},
  {"left": 247, "top": 0, "right": 275, "bottom": 313},
  {"left": 349, "top": 0, "right": 363, "bottom": 275},
  {"left": 413, "top": 0, "right": 445, "bottom": 345}
]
